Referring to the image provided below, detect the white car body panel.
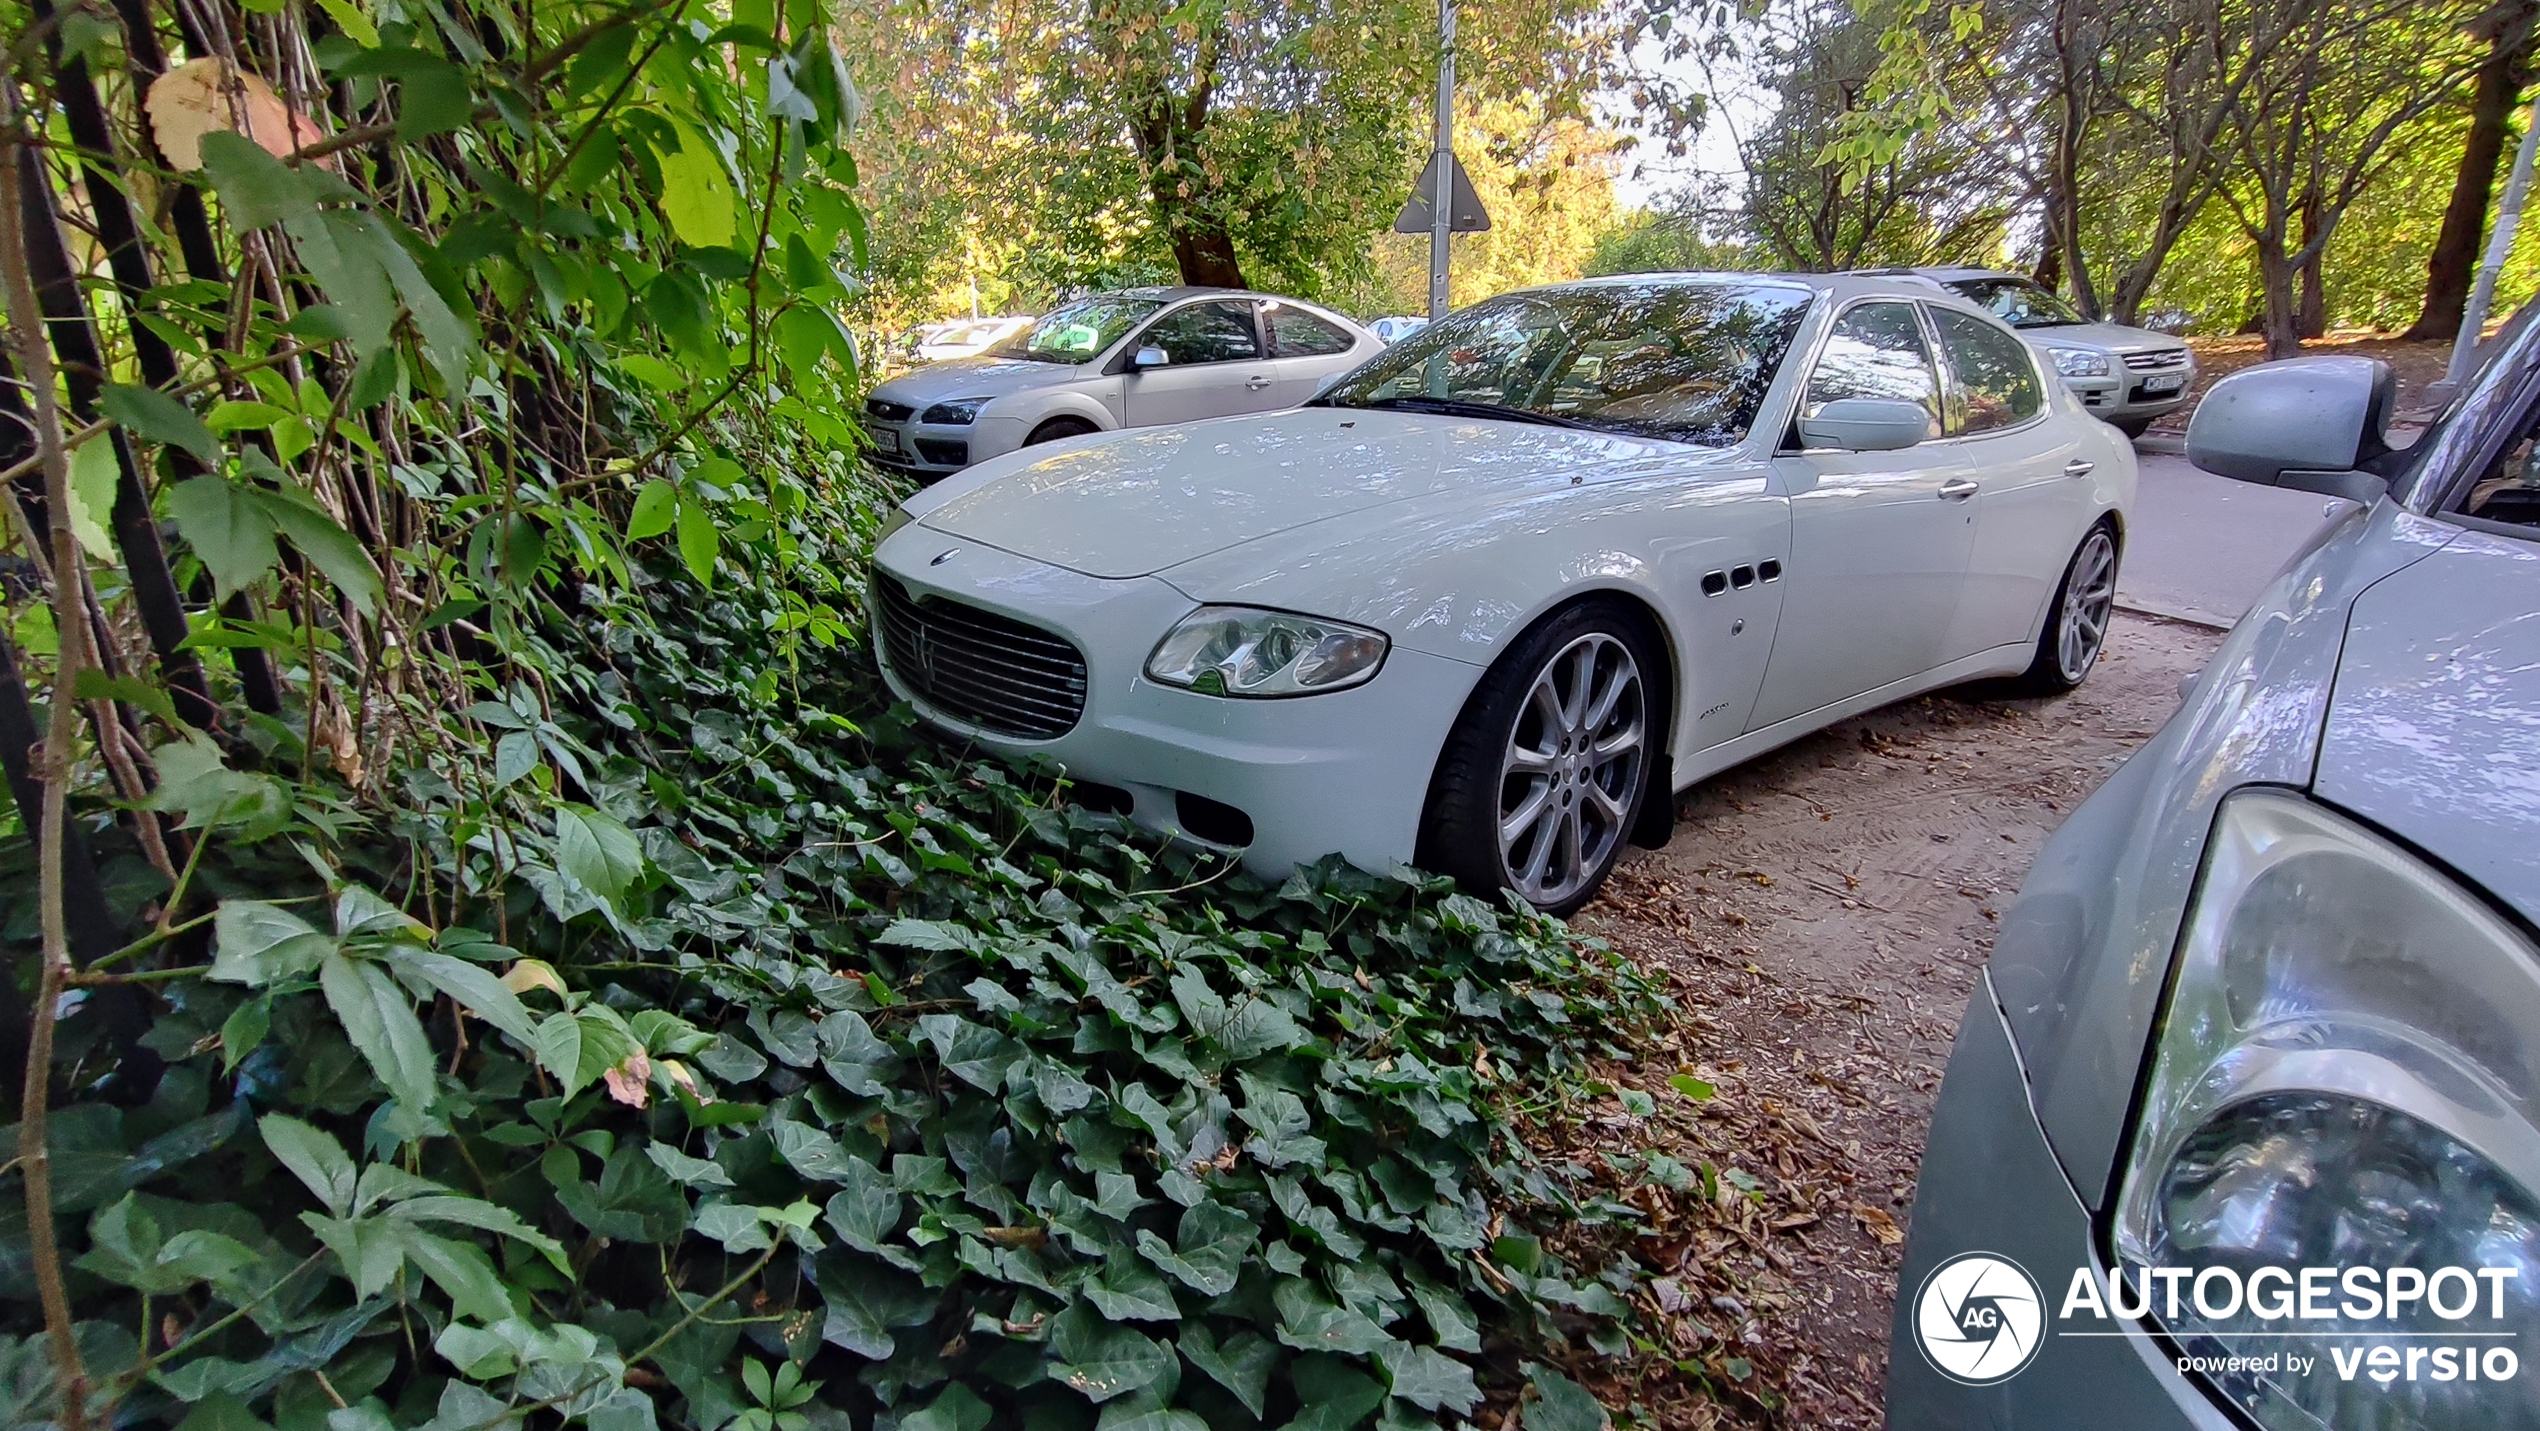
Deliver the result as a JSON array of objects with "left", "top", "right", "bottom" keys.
[{"left": 875, "top": 273, "right": 2135, "bottom": 880}]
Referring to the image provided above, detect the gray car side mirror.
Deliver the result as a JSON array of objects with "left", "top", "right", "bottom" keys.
[
  {"left": 1131, "top": 345, "right": 1170, "bottom": 370},
  {"left": 1796, "top": 398, "right": 1930, "bottom": 452},
  {"left": 2186, "top": 356, "right": 2395, "bottom": 503}
]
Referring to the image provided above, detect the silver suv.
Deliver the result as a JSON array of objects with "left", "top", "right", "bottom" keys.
[{"left": 1890, "top": 267, "right": 2197, "bottom": 438}]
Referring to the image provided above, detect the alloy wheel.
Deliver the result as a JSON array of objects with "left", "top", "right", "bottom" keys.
[
  {"left": 1496, "top": 632, "right": 1648, "bottom": 908},
  {"left": 2057, "top": 528, "right": 2118, "bottom": 683}
]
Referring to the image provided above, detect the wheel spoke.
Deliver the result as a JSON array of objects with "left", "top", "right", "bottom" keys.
[{"left": 1500, "top": 780, "right": 1553, "bottom": 848}]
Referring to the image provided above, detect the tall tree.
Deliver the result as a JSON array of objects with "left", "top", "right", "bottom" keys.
[{"left": 2404, "top": 0, "right": 2540, "bottom": 339}]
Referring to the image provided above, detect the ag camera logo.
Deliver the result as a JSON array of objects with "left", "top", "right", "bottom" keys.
[{"left": 1914, "top": 1252, "right": 2046, "bottom": 1385}]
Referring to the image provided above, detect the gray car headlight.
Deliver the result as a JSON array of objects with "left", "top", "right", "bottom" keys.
[
  {"left": 2114, "top": 790, "right": 2540, "bottom": 1429},
  {"left": 920, "top": 397, "right": 990, "bottom": 425},
  {"left": 2048, "top": 346, "right": 2110, "bottom": 378},
  {"left": 1144, "top": 606, "right": 1387, "bottom": 697}
]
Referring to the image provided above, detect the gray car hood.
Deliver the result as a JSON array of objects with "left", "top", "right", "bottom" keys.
[
  {"left": 868, "top": 355, "right": 1106, "bottom": 408},
  {"left": 916, "top": 407, "right": 1682, "bottom": 579},
  {"left": 2314, "top": 526, "right": 2540, "bottom": 926},
  {"left": 2012, "top": 321, "right": 2185, "bottom": 356}
]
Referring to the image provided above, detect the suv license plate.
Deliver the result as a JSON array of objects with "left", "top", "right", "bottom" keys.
[
  {"left": 872, "top": 429, "right": 902, "bottom": 454},
  {"left": 2142, "top": 373, "right": 2186, "bottom": 394}
]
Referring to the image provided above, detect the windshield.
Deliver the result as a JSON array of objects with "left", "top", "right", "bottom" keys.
[
  {"left": 990, "top": 296, "right": 1163, "bottom": 363},
  {"left": 1949, "top": 278, "right": 2085, "bottom": 329},
  {"left": 1314, "top": 281, "right": 1813, "bottom": 446}
]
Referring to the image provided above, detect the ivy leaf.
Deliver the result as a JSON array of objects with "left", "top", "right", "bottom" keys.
[
  {"left": 1048, "top": 1304, "right": 1171, "bottom": 1403},
  {"left": 1179, "top": 1324, "right": 1278, "bottom": 1417},
  {"left": 915, "top": 1014, "right": 1019, "bottom": 1092},
  {"left": 1092, "top": 1406, "right": 1205, "bottom": 1431},
  {"left": 1273, "top": 1280, "right": 1390, "bottom": 1356},
  {"left": 259, "top": 1112, "right": 356, "bottom": 1216},
  {"left": 1083, "top": 1252, "right": 1181, "bottom": 1323},
  {"left": 1519, "top": 1367, "right": 1608, "bottom": 1431},
  {"left": 646, "top": 1142, "right": 735, "bottom": 1189},
  {"left": 1378, "top": 1341, "right": 1481, "bottom": 1413},
  {"left": 321, "top": 949, "right": 441, "bottom": 1114},
  {"left": 532, "top": 1007, "right": 640, "bottom": 1098},
  {"left": 820, "top": 1156, "right": 902, "bottom": 1255},
  {"left": 627, "top": 479, "right": 676, "bottom": 540},
  {"left": 168, "top": 476, "right": 280, "bottom": 598},
  {"left": 1135, "top": 1201, "right": 1255, "bottom": 1296},
  {"left": 901, "top": 1383, "right": 992, "bottom": 1431},
  {"left": 210, "top": 900, "right": 334, "bottom": 986},
  {"left": 674, "top": 496, "right": 719, "bottom": 585},
  {"left": 102, "top": 382, "right": 219, "bottom": 466}
]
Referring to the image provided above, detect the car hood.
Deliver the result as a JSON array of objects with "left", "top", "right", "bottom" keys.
[
  {"left": 2012, "top": 321, "right": 2187, "bottom": 356},
  {"left": 869, "top": 355, "right": 1100, "bottom": 408},
  {"left": 2313, "top": 526, "right": 2540, "bottom": 926},
  {"left": 913, "top": 407, "right": 1691, "bottom": 579}
]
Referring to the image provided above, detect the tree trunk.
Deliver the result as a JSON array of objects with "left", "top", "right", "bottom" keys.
[
  {"left": 2260, "top": 247, "right": 2306, "bottom": 358},
  {"left": 1166, "top": 222, "right": 1246, "bottom": 289},
  {"left": 2406, "top": 2, "right": 2539, "bottom": 340},
  {"left": 2297, "top": 194, "right": 2329, "bottom": 339}
]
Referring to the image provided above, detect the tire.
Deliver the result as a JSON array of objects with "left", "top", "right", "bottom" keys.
[
  {"left": 1026, "top": 415, "right": 1100, "bottom": 446},
  {"left": 2004, "top": 523, "right": 2119, "bottom": 696},
  {"left": 2108, "top": 414, "right": 2154, "bottom": 439},
  {"left": 1419, "top": 600, "right": 1660, "bottom": 916}
]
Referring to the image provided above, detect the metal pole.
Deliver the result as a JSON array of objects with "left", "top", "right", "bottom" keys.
[
  {"left": 2448, "top": 90, "right": 2540, "bottom": 386},
  {"left": 1428, "top": 0, "right": 1455, "bottom": 319}
]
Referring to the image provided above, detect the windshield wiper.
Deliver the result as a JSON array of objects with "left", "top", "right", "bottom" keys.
[{"left": 1349, "top": 395, "right": 1597, "bottom": 430}]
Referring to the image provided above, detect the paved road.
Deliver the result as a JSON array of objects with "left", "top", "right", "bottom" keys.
[{"left": 2115, "top": 439, "right": 2351, "bottom": 628}]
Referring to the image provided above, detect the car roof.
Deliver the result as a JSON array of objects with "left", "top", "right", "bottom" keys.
[{"left": 1489, "top": 270, "right": 2019, "bottom": 314}]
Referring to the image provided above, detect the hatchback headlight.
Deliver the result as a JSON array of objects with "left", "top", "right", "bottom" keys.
[
  {"left": 2115, "top": 790, "right": 2540, "bottom": 1429},
  {"left": 1144, "top": 607, "right": 1387, "bottom": 697},
  {"left": 2048, "top": 347, "right": 2110, "bottom": 378},
  {"left": 921, "top": 397, "right": 990, "bottom": 425}
]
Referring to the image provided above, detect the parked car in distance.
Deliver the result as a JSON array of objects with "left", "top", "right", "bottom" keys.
[
  {"left": 1890, "top": 343, "right": 2540, "bottom": 1428},
  {"left": 1888, "top": 266, "right": 2197, "bottom": 438},
  {"left": 1368, "top": 315, "right": 1431, "bottom": 344},
  {"left": 860, "top": 288, "right": 1380, "bottom": 481},
  {"left": 869, "top": 272, "right": 2134, "bottom": 913},
  {"left": 914, "top": 315, "right": 1034, "bottom": 363}
]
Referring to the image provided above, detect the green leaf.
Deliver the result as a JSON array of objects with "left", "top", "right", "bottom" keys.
[
  {"left": 388, "top": 1195, "right": 570, "bottom": 1271},
  {"left": 281, "top": 210, "right": 398, "bottom": 356},
  {"left": 1274, "top": 1280, "right": 1390, "bottom": 1356},
  {"left": 533, "top": 1007, "right": 640, "bottom": 1099},
  {"left": 654, "top": 122, "right": 737, "bottom": 248},
  {"left": 168, "top": 476, "right": 280, "bottom": 598},
  {"left": 199, "top": 131, "right": 314, "bottom": 229},
  {"left": 1519, "top": 1367, "right": 1608, "bottom": 1431},
  {"left": 647, "top": 1142, "right": 735, "bottom": 1189},
  {"left": 102, "top": 383, "right": 219, "bottom": 466},
  {"left": 1409, "top": 1280, "right": 1481, "bottom": 1354},
  {"left": 915, "top": 1013, "right": 1018, "bottom": 1092},
  {"left": 1093, "top": 1405, "right": 1205, "bottom": 1431},
  {"left": 313, "top": 0, "right": 378, "bottom": 45},
  {"left": 1083, "top": 1252, "right": 1181, "bottom": 1323},
  {"left": 176, "top": 1392, "right": 275, "bottom": 1431},
  {"left": 254, "top": 485, "right": 383, "bottom": 615},
  {"left": 398, "top": 1226, "right": 515, "bottom": 1323},
  {"left": 627, "top": 479, "right": 677, "bottom": 540},
  {"left": 1179, "top": 1325, "right": 1278, "bottom": 1417},
  {"left": 320, "top": 949, "right": 441, "bottom": 1114},
  {"left": 1378, "top": 1342, "right": 1480, "bottom": 1413},
  {"left": 556, "top": 804, "right": 644, "bottom": 909},
  {"left": 1136, "top": 1200, "right": 1255, "bottom": 1296},
  {"left": 211, "top": 900, "right": 334, "bottom": 986},
  {"left": 901, "top": 1383, "right": 992, "bottom": 1431},
  {"left": 394, "top": 56, "right": 473, "bottom": 139},
  {"left": 218, "top": 997, "right": 270, "bottom": 1072},
  {"left": 494, "top": 730, "right": 541, "bottom": 786},
  {"left": 66, "top": 437, "right": 118, "bottom": 560},
  {"left": 1048, "top": 1305, "right": 1171, "bottom": 1403},
  {"left": 617, "top": 355, "right": 685, "bottom": 392},
  {"left": 674, "top": 496, "right": 718, "bottom": 585},
  {"left": 1668, "top": 1073, "right": 1715, "bottom": 1101},
  {"left": 259, "top": 1113, "right": 357, "bottom": 1216},
  {"left": 820, "top": 1156, "right": 901, "bottom": 1254}
]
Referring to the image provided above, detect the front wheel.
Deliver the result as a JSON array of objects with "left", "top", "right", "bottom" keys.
[
  {"left": 2108, "top": 414, "right": 2154, "bottom": 439},
  {"left": 2005, "top": 524, "right": 2119, "bottom": 696},
  {"left": 1419, "top": 601, "right": 1658, "bottom": 916},
  {"left": 1026, "top": 415, "right": 1099, "bottom": 446}
]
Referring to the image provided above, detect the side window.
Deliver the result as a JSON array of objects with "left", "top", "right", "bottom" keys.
[
  {"left": 1803, "top": 302, "right": 1942, "bottom": 440},
  {"left": 1267, "top": 305, "right": 1354, "bottom": 357},
  {"left": 1931, "top": 308, "right": 2045, "bottom": 434},
  {"left": 1139, "top": 301, "right": 1261, "bottom": 365}
]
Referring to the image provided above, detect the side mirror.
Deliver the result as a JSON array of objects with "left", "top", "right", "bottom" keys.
[
  {"left": 2187, "top": 356, "right": 2395, "bottom": 503},
  {"left": 1131, "top": 345, "right": 1170, "bottom": 371},
  {"left": 1796, "top": 398, "right": 1930, "bottom": 452}
]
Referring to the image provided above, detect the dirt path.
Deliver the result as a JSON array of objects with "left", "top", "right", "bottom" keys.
[{"left": 1574, "top": 612, "right": 2225, "bottom": 1428}]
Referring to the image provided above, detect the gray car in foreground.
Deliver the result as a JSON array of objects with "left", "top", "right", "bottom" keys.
[{"left": 1888, "top": 323, "right": 2540, "bottom": 1429}]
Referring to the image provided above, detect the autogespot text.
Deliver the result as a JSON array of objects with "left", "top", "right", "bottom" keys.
[{"left": 2059, "top": 1264, "right": 2524, "bottom": 1386}]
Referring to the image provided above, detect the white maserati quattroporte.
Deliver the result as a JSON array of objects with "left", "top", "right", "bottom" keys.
[{"left": 870, "top": 273, "right": 2136, "bottom": 913}]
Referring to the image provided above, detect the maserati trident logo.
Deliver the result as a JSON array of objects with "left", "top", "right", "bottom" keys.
[
  {"left": 1913, "top": 1252, "right": 2045, "bottom": 1385},
  {"left": 930, "top": 547, "right": 961, "bottom": 566}
]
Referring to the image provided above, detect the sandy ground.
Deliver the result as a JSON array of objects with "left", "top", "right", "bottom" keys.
[{"left": 1564, "top": 611, "right": 2227, "bottom": 1428}]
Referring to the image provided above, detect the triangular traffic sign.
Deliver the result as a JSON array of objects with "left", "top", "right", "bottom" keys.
[{"left": 1394, "top": 150, "right": 1491, "bottom": 234}]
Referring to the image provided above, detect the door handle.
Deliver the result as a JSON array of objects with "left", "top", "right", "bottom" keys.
[
  {"left": 1938, "top": 479, "right": 1979, "bottom": 501},
  {"left": 2063, "top": 459, "right": 2096, "bottom": 477},
  {"left": 1245, "top": 376, "right": 1273, "bottom": 390}
]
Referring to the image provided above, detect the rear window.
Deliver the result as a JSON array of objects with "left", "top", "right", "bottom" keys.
[{"left": 1930, "top": 308, "right": 2044, "bottom": 433}]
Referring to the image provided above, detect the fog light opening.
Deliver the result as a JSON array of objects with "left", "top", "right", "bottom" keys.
[
  {"left": 1064, "top": 780, "right": 1134, "bottom": 816},
  {"left": 1174, "top": 791, "right": 1254, "bottom": 848}
]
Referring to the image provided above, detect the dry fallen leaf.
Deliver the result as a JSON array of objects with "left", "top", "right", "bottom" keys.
[
  {"left": 1851, "top": 1202, "right": 1903, "bottom": 1245},
  {"left": 146, "top": 58, "right": 328, "bottom": 171},
  {"left": 602, "top": 1048, "right": 652, "bottom": 1107}
]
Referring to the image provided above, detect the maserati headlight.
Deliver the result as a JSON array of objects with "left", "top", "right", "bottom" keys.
[
  {"left": 1144, "top": 607, "right": 1387, "bottom": 697},
  {"left": 2114, "top": 790, "right": 2540, "bottom": 1429},
  {"left": 877, "top": 506, "right": 912, "bottom": 543},
  {"left": 2048, "top": 346, "right": 2110, "bottom": 378},
  {"left": 920, "top": 397, "right": 990, "bottom": 425}
]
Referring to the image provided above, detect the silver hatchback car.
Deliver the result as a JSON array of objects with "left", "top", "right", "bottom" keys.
[
  {"left": 861, "top": 287, "right": 1380, "bottom": 481},
  {"left": 1890, "top": 329, "right": 2540, "bottom": 1428}
]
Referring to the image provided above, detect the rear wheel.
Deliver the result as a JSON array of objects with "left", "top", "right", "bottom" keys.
[
  {"left": 1419, "top": 602, "right": 1657, "bottom": 916},
  {"left": 1026, "top": 415, "right": 1099, "bottom": 446},
  {"left": 2005, "top": 524, "right": 2119, "bottom": 696}
]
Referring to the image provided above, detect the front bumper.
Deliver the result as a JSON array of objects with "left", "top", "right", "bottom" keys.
[
  {"left": 2061, "top": 362, "right": 2196, "bottom": 422},
  {"left": 1885, "top": 974, "right": 2235, "bottom": 1430},
  {"left": 869, "top": 525, "right": 1483, "bottom": 877},
  {"left": 862, "top": 414, "right": 1028, "bottom": 480}
]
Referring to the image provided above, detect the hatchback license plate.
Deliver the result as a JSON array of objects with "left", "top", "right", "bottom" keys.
[
  {"left": 2141, "top": 373, "right": 2186, "bottom": 394},
  {"left": 872, "top": 428, "right": 902, "bottom": 454}
]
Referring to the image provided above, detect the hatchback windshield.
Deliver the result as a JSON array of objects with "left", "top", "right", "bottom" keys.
[
  {"left": 1948, "top": 277, "right": 2084, "bottom": 329},
  {"left": 991, "top": 296, "right": 1163, "bottom": 363},
  {"left": 1314, "top": 281, "right": 1813, "bottom": 445}
]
